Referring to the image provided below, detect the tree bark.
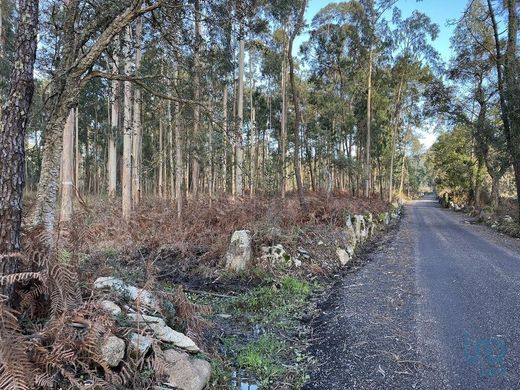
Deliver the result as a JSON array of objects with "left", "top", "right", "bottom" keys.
[
  {"left": 60, "top": 109, "right": 75, "bottom": 223},
  {"left": 0, "top": 0, "right": 38, "bottom": 300},
  {"left": 250, "top": 50, "right": 257, "bottom": 199},
  {"left": 168, "top": 92, "right": 174, "bottom": 201},
  {"left": 159, "top": 113, "right": 164, "bottom": 197},
  {"left": 132, "top": 17, "right": 143, "bottom": 205},
  {"left": 108, "top": 54, "right": 119, "bottom": 197},
  {"left": 174, "top": 66, "right": 183, "bottom": 218},
  {"left": 223, "top": 84, "right": 228, "bottom": 193},
  {"left": 122, "top": 26, "right": 133, "bottom": 220},
  {"left": 490, "top": 174, "right": 500, "bottom": 210},
  {"left": 208, "top": 100, "right": 214, "bottom": 205},
  {"left": 75, "top": 106, "right": 80, "bottom": 192}
]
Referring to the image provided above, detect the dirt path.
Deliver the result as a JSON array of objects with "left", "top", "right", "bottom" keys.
[{"left": 304, "top": 195, "right": 520, "bottom": 389}]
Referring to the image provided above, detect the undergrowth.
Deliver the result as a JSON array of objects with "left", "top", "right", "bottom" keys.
[
  {"left": 61, "top": 192, "right": 388, "bottom": 281},
  {"left": 7, "top": 192, "right": 390, "bottom": 389}
]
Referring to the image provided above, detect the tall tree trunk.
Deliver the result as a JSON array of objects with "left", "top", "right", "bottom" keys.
[
  {"left": 365, "top": 49, "right": 373, "bottom": 198},
  {"left": 132, "top": 17, "right": 142, "bottom": 206},
  {"left": 75, "top": 106, "right": 80, "bottom": 192},
  {"left": 0, "top": 0, "right": 38, "bottom": 301},
  {"left": 191, "top": 0, "right": 201, "bottom": 197},
  {"left": 108, "top": 55, "right": 119, "bottom": 197},
  {"left": 490, "top": 174, "right": 500, "bottom": 210},
  {"left": 250, "top": 53, "right": 257, "bottom": 199},
  {"left": 168, "top": 94, "right": 174, "bottom": 201},
  {"left": 287, "top": 0, "right": 307, "bottom": 209},
  {"left": 60, "top": 109, "right": 75, "bottom": 223},
  {"left": 122, "top": 26, "right": 133, "bottom": 221},
  {"left": 159, "top": 114, "right": 164, "bottom": 197},
  {"left": 236, "top": 28, "right": 245, "bottom": 197},
  {"left": 399, "top": 155, "right": 406, "bottom": 197},
  {"left": 389, "top": 78, "right": 404, "bottom": 203},
  {"left": 223, "top": 84, "right": 228, "bottom": 193},
  {"left": 174, "top": 67, "right": 183, "bottom": 218},
  {"left": 280, "top": 38, "right": 287, "bottom": 199},
  {"left": 208, "top": 100, "right": 214, "bottom": 205}
]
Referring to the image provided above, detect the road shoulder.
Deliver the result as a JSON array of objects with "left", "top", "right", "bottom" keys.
[{"left": 304, "top": 210, "right": 421, "bottom": 389}]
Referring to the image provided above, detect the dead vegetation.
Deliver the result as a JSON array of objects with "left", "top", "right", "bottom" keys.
[
  {"left": 0, "top": 192, "right": 389, "bottom": 389},
  {"left": 0, "top": 223, "right": 217, "bottom": 389},
  {"left": 63, "top": 192, "right": 388, "bottom": 283}
]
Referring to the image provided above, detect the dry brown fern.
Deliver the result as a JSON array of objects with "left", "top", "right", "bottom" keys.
[
  {"left": 48, "top": 263, "right": 82, "bottom": 316},
  {"left": 173, "top": 286, "right": 212, "bottom": 341},
  {"left": 0, "top": 304, "right": 33, "bottom": 390},
  {"left": 0, "top": 271, "right": 44, "bottom": 286}
]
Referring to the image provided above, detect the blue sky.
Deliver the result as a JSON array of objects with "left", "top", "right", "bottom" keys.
[{"left": 300, "top": 0, "right": 469, "bottom": 148}]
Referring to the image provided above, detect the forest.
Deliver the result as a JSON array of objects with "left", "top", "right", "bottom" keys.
[{"left": 0, "top": 0, "right": 518, "bottom": 389}]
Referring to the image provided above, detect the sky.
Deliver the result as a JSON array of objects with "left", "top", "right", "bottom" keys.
[{"left": 300, "top": 0, "right": 469, "bottom": 149}]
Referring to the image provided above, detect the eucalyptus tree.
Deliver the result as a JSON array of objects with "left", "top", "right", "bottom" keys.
[
  {"left": 266, "top": 0, "right": 302, "bottom": 199},
  {"left": 304, "top": 2, "right": 363, "bottom": 194},
  {"left": 450, "top": 0, "right": 509, "bottom": 208},
  {"left": 358, "top": 0, "right": 398, "bottom": 197},
  {"left": 486, "top": 0, "right": 520, "bottom": 219},
  {"left": 387, "top": 9, "right": 439, "bottom": 201},
  {"left": 191, "top": 0, "right": 202, "bottom": 197}
]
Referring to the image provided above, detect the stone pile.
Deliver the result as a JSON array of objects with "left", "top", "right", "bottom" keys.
[{"left": 93, "top": 277, "right": 211, "bottom": 390}]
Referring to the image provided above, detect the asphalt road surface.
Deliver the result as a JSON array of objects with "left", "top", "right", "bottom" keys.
[{"left": 305, "top": 194, "right": 520, "bottom": 389}]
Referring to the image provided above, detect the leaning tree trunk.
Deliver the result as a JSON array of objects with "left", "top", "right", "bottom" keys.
[
  {"left": 0, "top": 0, "right": 39, "bottom": 300},
  {"left": 287, "top": 0, "right": 307, "bottom": 210}
]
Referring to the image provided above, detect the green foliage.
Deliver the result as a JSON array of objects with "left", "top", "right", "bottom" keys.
[
  {"left": 233, "top": 276, "right": 315, "bottom": 324},
  {"left": 427, "top": 125, "right": 482, "bottom": 198},
  {"left": 236, "top": 335, "right": 287, "bottom": 381}
]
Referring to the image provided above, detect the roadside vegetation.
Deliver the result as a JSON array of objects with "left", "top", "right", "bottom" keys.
[{"left": 426, "top": 0, "right": 519, "bottom": 231}]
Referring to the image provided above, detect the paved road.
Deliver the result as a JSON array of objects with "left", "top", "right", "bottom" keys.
[{"left": 305, "top": 195, "right": 520, "bottom": 389}]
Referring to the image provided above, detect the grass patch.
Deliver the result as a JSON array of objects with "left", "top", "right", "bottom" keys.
[
  {"left": 232, "top": 276, "right": 317, "bottom": 325},
  {"left": 179, "top": 275, "right": 319, "bottom": 388},
  {"left": 236, "top": 334, "right": 287, "bottom": 383}
]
